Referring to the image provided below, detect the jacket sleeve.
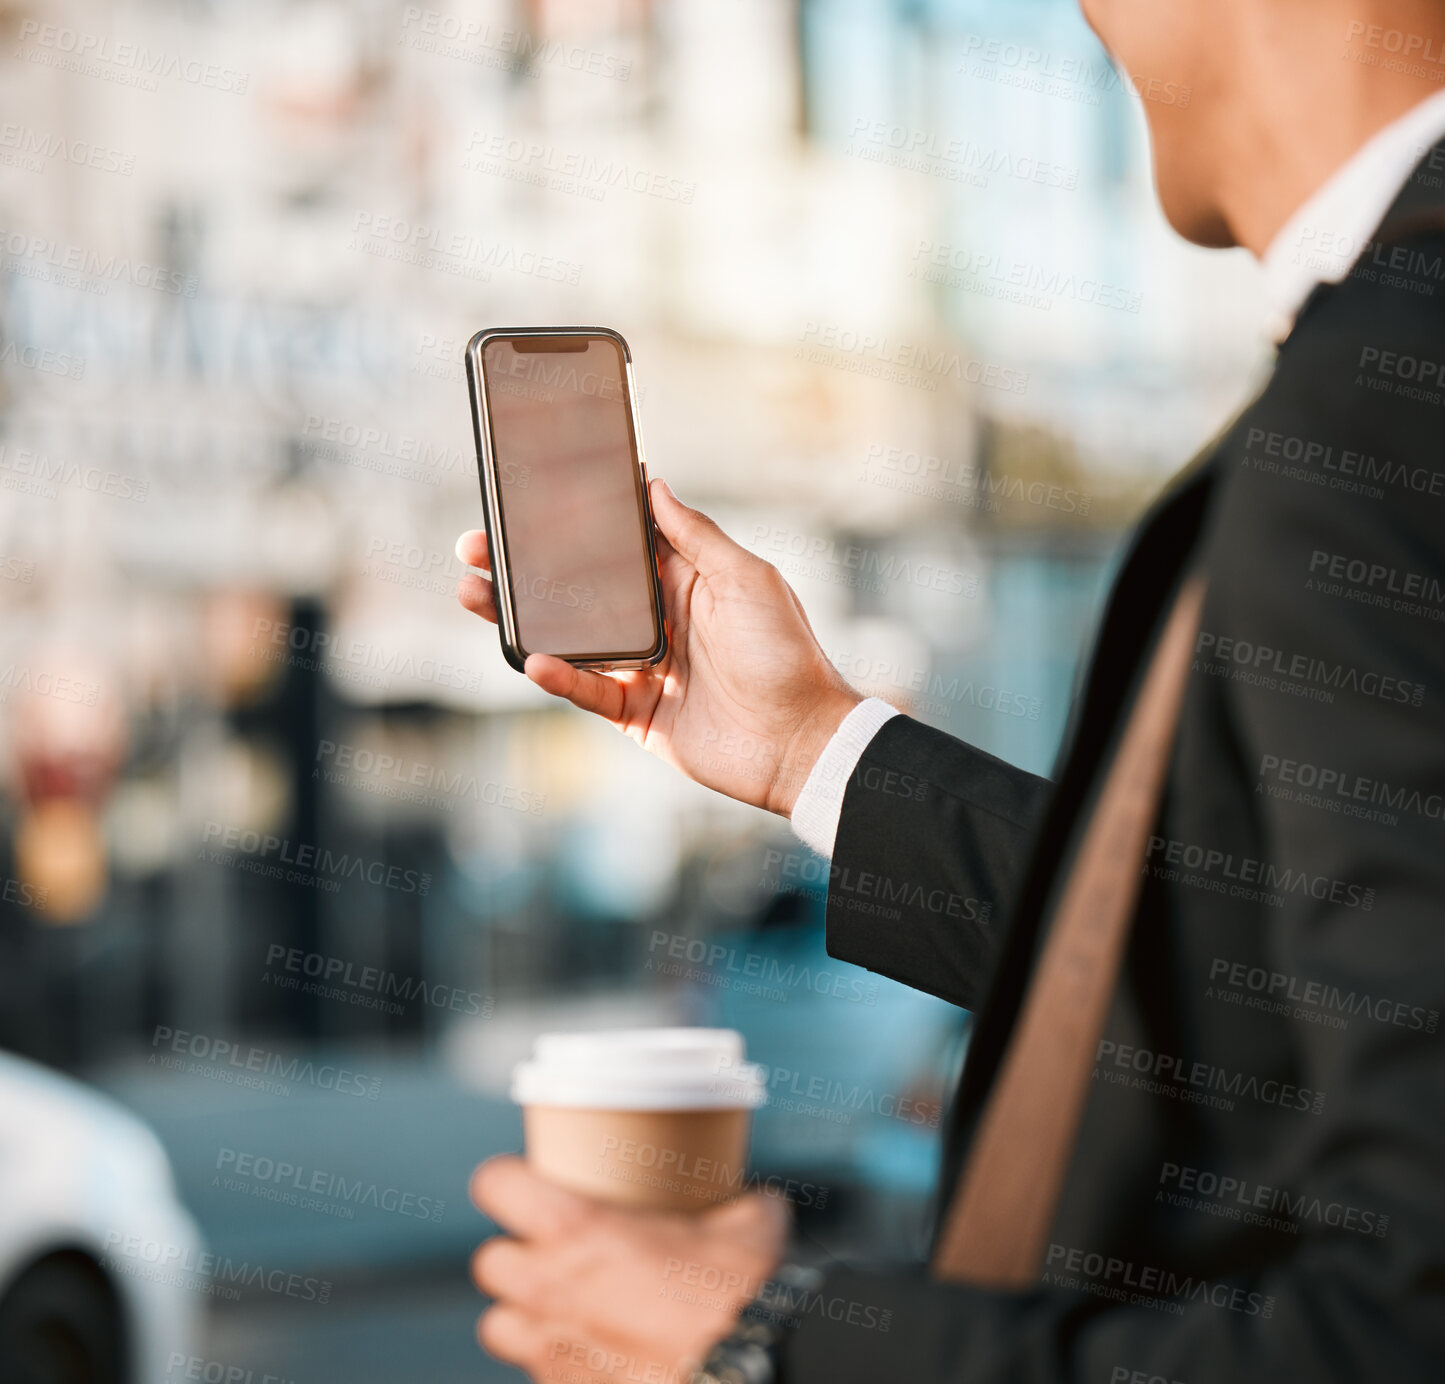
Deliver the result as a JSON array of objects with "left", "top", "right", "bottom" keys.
[
  {"left": 824, "top": 714, "right": 1052, "bottom": 1011},
  {"left": 783, "top": 276, "right": 1445, "bottom": 1383}
]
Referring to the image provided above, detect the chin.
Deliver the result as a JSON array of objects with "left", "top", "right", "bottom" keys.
[{"left": 1153, "top": 158, "right": 1237, "bottom": 248}]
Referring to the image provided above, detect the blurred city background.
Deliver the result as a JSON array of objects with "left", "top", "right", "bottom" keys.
[{"left": 0, "top": 0, "right": 1275, "bottom": 1379}]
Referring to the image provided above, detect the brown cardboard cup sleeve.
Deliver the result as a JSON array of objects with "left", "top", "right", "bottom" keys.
[{"left": 510, "top": 1028, "right": 768, "bottom": 1213}]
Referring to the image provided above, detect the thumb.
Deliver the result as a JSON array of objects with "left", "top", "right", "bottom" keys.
[{"left": 649, "top": 477, "right": 745, "bottom": 579}]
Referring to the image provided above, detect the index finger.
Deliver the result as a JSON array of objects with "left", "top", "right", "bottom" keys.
[
  {"left": 470, "top": 1155, "right": 596, "bottom": 1241},
  {"left": 522, "top": 654, "right": 628, "bottom": 723}
]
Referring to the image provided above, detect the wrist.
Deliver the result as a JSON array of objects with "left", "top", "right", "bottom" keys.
[
  {"left": 767, "top": 688, "right": 863, "bottom": 819},
  {"left": 689, "top": 1259, "right": 827, "bottom": 1384}
]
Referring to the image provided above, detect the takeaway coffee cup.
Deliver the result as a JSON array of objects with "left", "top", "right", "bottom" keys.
[{"left": 510, "top": 1028, "right": 767, "bottom": 1212}]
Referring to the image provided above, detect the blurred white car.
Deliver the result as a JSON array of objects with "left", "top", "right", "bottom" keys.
[{"left": 0, "top": 1051, "right": 202, "bottom": 1383}]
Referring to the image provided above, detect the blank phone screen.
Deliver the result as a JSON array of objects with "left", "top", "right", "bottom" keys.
[{"left": 481, "top": 336, "right": 659, "bottom": 659}]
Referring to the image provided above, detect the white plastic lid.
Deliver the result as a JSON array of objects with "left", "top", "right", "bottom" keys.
[{"left": 510, "top": 1027, "right": 768, "bottom": 1110}]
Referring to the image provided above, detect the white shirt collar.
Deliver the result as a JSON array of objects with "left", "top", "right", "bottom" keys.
[{"left": 1261, "top": 86, "right": 1445, "bottom": 341}]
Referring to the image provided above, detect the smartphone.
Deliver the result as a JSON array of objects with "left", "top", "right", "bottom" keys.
[{"left": 464, "top": 326, "right": 668, "bottom": 673}]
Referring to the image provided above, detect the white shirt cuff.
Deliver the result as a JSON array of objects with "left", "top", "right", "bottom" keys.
[{"left": 788, "top": 697, "right": 902, "bottom": 860}]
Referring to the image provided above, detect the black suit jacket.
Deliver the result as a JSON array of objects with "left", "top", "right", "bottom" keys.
[{"left": 782, "top": 153, "right": 1445, "bottom": 1381}]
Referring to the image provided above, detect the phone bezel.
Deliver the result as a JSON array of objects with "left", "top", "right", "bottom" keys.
[{"left": 464, "top": 325, "right": 669, "bottom": 674}]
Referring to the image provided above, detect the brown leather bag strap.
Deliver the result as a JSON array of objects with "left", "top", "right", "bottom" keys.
[{"left": 931, "top": 575, "right": 1207, "bottom": 1290}]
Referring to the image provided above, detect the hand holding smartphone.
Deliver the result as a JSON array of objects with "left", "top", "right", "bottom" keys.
[
  {"left": 465, "top": 327, "right": 668, "bottom": 672},
  {"left": 456, "top": 328, "right": 863, "bottom": 819}
]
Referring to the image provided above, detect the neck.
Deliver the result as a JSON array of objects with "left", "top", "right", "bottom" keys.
[{"left": 1221, "top": 7, "right": 1445, "bottom": 256}]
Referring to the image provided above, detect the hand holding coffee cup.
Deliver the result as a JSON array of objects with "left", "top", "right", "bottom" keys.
[{"left": 510, "top": 1028, "right": 767, "bottom": 1212}]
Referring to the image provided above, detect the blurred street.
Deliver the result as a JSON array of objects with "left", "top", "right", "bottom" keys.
[
  {"left": 206, "top": 1276, "right": 513, "bottom": 1384},
  {"left": 102, "top": 1058, "right": 519, "bottom": 1382}
]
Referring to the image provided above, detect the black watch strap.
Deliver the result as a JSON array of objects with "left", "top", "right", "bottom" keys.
[{"left": 689, "top": 1261, "right": 826, "bottom": 1384}]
